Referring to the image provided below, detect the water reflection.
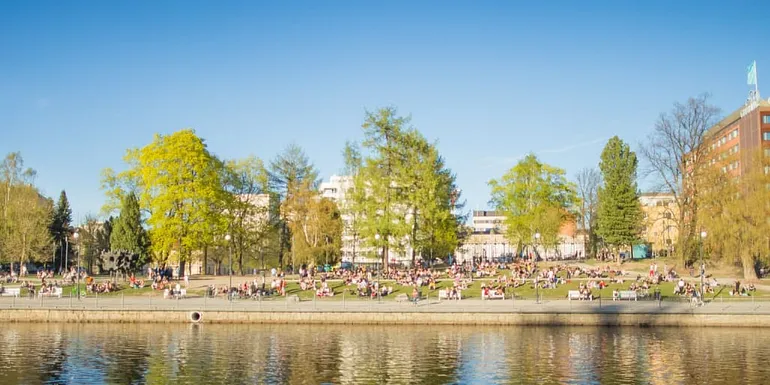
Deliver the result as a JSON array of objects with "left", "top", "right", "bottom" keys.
[{"left": 0, "top": 323, "right": 766, "bottom": 384}]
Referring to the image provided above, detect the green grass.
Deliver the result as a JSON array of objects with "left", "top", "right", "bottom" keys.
[{"left": 6, "top": 272, "right": 767, "bottom": 301}]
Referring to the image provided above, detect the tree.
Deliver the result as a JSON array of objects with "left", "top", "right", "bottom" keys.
[
  {"left": 284, "top": 184, "right": 343, "bottom": 267},
  {"left": 575, "top": 168, "right": 602, "bottom": 259},
  {"left": 698, "top": 150, "right": 770, "bottom": 280},
  {"left": 49, "top": 190, "right": 73, "bottom": 270},
  {"left": 597, "top": 136, "right": 643, "bottom": 262},
  {"left": 640, "top": 94, "right": 721, "bottom": 264},
  {"left": 4, "top": 184, "right": 52, "bottom": 268},
  {"left": 351, "top": 107, "right": 412, "bottom": 269},
  {"left": 340, "top": 141, "right": 363, "bottom": 263},
  {"left": 489, "top": 154, "right": 577, "bottom": 259},
  {"left": 222, "top": 156, "right": 274, "bottom": 275},
  {"left": 104, "top": 129, "right": 224, "bottom": 276},
  {"left": 110, "top": 192, "right": 149, "bottom": 270},
  {"left": 269, "top": 144, "right": 320, "bottom": 270},
  {"left": 0, "top": 152, "right": 38, "bottom": 263},
  {"left": 399, "top": 131, "right": 462, "bottom": 265}
]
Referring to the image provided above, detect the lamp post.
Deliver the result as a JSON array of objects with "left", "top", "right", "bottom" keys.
[
  {"left": 64, "top": 236, "right": 69, "bottom": 273},
  {"left": 73, "top": 231, "right": 81, "bottom": 300},
  {"left": 374, "top": 234, "right": 381, "bottom": 300},
  {"left": 700, "top": 231, "right": 707, "bottom": 301},
  {"left": 534, "top": 232, "right": 541, "bottom": 304},
  {"left": 225, "top": 234, "right": 232, "bottom": 301}
]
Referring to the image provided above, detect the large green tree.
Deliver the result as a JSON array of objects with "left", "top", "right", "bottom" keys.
[
  {"left": 489, "top": 154, "right": 577, "bottom": 259},
  {"left": 350, "top": 108, "right": 412, "bottom": 269},
  {"left": 103, "top": 129, "right": 224, "bottom": 275},
  {"left": 4, "top": 184, "right": 52, "bottom": 268},
  {"left": 269, "top": 144, "right": 320, "bottom": 270},
  {"left": 596, "top": 136, "right": 643, "bottom": 262},
  {"left": 49, "top": 190, "right": 73, "bottom": 269},
  {"left": 110, "top": 192, "right": 149, "bottom": 269},
  {"left": 349, "top": 108, "right": 463, "bottom": 268},
  {"left": 1, "top": 152, "right": 38, "bottom": 263}
]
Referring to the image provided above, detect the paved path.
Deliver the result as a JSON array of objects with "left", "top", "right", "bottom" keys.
[{"left": 2, "top": 295, "right": 769, "bottom": 315}]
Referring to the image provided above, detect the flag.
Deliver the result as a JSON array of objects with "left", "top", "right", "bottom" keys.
[{"left": 747, "top": 60, "right": 757, "bottom": 85}]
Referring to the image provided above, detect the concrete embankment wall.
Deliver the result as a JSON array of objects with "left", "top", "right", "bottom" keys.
[{"left": 0, "top": 309, "right": 768, "bottom": 327}]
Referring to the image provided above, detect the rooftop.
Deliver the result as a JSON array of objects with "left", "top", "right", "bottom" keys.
[{"left": 706, "top": 98, "right": 770, "bottom": 137}]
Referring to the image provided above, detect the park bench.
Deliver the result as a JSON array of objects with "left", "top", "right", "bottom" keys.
[
  {"left": 568, "top": 290, "right": 593, "bottom": 301},
  {"left": 0, "top": 287, "right": 20, "bottom": 297},
  {"left": 616, "top": 290, "right": 637, "bottom": 301},
  {"left": 39, "top": 287, "right": 62, "bottom": 298},
  {"left": 395, "top": 293, "right": 409, "bottom": 303},
  {"left": 438, "top": 289, "right": 462, "bottom": 301},
  {"left": 481, "top": 291, "right": 504, "bottom": 300}
]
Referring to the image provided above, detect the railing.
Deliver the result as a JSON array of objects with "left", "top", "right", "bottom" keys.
[{"left": 2, "top": 289, "right": 769, "bottom": 314}]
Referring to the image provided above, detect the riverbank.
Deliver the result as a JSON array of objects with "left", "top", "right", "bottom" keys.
[{"left": 2, "top": 297, "right": 770, "bottom": 326}]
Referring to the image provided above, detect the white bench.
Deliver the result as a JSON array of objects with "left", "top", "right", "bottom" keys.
[
  {"left": 481, "top": 291, "right": 504, "bottom": 300},
  {"left": 39, "top": 287, "right": 62, "bottom": 298},
  {"left": 438, "top": 289, "right": 462, "bottom": 300},
  {"left": 395, "top": 293, "right": 409, "bottom": 303},
  {"left": 568, "top": 290, "right": 593, "bottom": 301},
  {"left": 616, "top": 290, "right": 637, "bottom": 301},
  {"left": 0, "top": 288, "right": 20, "bottom": 297}
]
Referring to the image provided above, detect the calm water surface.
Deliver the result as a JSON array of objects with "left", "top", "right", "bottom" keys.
[{"left": 0, "top": 323, "right": 766, "bottom": 384}]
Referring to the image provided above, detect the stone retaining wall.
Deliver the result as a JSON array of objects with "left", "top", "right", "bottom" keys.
[{"left": 0, "top": 309, "right": 768, "bottom": 327}]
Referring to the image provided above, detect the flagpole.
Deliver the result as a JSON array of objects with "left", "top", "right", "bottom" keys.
[{"left": 755, "top": 61, "right": 759, "bottom": 96}]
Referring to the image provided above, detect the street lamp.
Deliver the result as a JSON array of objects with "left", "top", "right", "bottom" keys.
[
  {"left": 225, "top": 234, "right": 232, "bottom": 301},
  {"left": 73, "top": 231, "right": 81, "bottom": 300},
  {"left": 64, "top": 236, "right": 69, "bottom": 274},
  {"left": 374, "top": 234, "right": 381, "bottom": 300},
  {"left": 534, "top": 232, "right": 541, "bottom": 304},
  {"left": 700, "top": 231, "right": 707, "bottom": 301}
]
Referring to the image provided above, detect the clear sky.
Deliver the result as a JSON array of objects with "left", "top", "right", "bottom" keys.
[{"left": 2, "top": 0, "right": 769, "bottom": 222}]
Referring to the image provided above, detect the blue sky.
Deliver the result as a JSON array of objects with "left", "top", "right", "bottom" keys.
[{"left": 2, "top": 0, "right": 769, "bottom": 222}]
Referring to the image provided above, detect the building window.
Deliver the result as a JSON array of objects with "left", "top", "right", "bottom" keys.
[
  {"left": 765, "top": 148, "right": 770, "bottom": 157},
  {"left": 764, "top": 132, "right": 770, "bottom": 141},
  {"left": 763, "top": 115, "right": 770, "bottom": 124}
]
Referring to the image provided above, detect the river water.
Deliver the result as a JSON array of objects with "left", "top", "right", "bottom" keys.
[{"left": 0, "top": 323, "right": 766, "bottom": 384}]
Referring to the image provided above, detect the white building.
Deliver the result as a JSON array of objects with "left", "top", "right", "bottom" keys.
[
  {"left": 453, "top": 209, "right": 586, "bottom": 263},
  {"left": 471, "top": 210, "right": 505, "bottom": 233},
  {"left": 319, "top": 175, "right": 416, "bottom": 265}
]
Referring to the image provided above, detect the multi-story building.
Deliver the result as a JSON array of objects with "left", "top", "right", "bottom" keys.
[
  {"left": 704, "top": 95, "right": 770, "bottom": 175},
  {"left": 455, "top": 210, "right": 585, "bottom": 263},
  {"left": 319, "top": 175, "right": 372, "bottom": 263},
  {"left": 639, "top": 193, "right": 678, "bottom": 257}
]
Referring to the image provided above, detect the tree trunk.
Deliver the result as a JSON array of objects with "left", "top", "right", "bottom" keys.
[
  {"left": 202, "top": 246, "right": 208, "bottom": 276},
  {"left": 742, "top": 253, "right": 758, "bottom": 281},
  {"left": 238, "top": 249, "right": 244, "bottom": 276},
  {"left": 383, "top": 244, "right": 389, "bottom": 273},
  {"left": 179, "top": 259, "right": 186, "bottom": 279}
]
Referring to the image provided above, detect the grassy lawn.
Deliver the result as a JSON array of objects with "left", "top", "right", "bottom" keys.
[{"left": 6, "top": 269, "right": 766, "bottom": 301}]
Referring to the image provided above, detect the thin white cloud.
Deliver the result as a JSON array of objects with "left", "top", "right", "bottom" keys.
[
  {"left": 481, "top": 136, "right": 606, "bottom": 168},
  {"left": 539, "top": 137, "right": 606, "bottom": 154}
]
